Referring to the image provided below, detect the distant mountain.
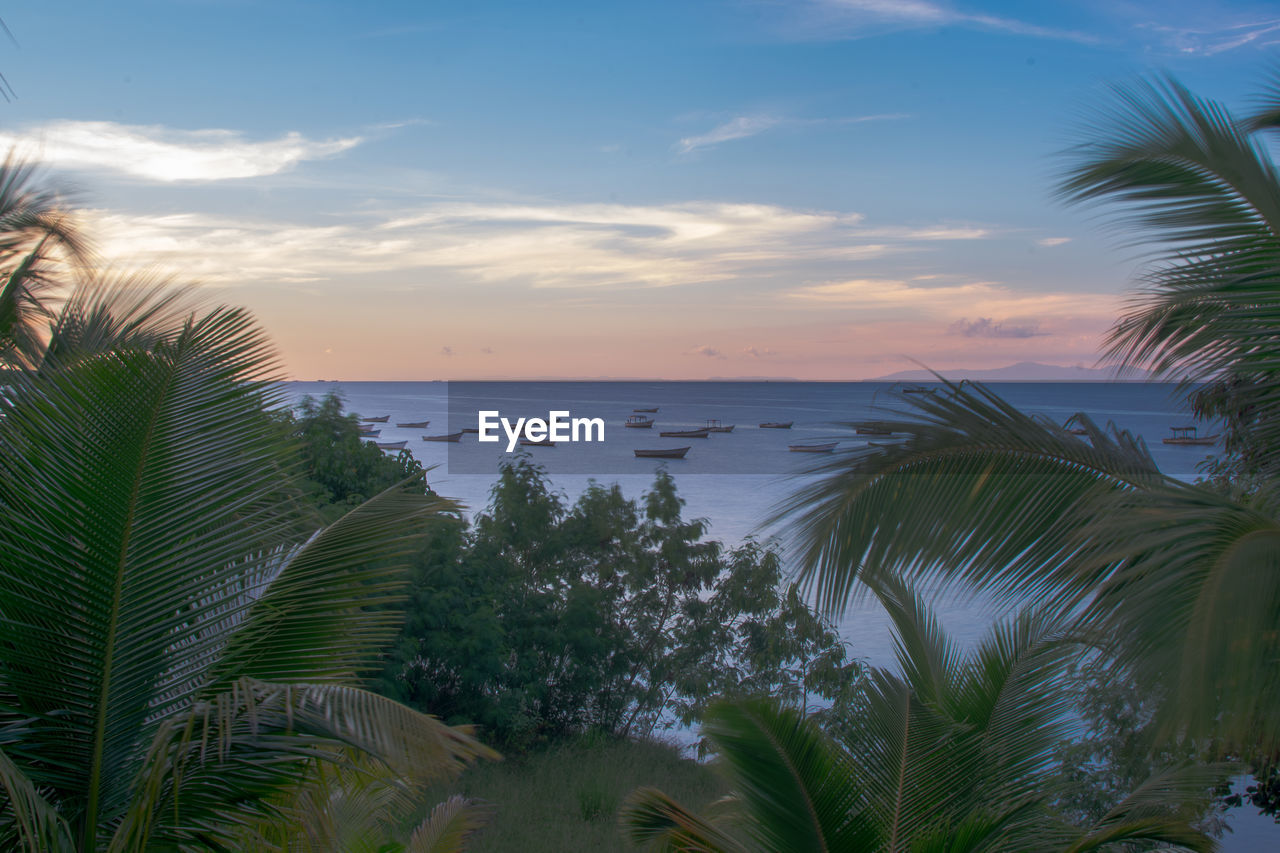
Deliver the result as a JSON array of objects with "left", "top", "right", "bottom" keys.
[{"left": 875, "top": 362, "right": 1152, "bottom": 382}]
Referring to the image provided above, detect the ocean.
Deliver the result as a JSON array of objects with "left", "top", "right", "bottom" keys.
[
  {"left": 285, "top": 379, "right": 1276, "bottom": 848},
  {"left": 286, "top": 379, "right": 1210, "bottom": 667}
]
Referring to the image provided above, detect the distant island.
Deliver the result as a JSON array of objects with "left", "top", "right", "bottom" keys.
[{"left": 875, "top": 361, "right": 1153, "bottom": 382}]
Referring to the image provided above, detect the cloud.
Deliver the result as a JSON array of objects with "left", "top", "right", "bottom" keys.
[
  {"left": 1141, "top": 17, "right": 1280, "bottom": 55},
  {"left": 1037, "top": 237, "right": 1071, "bottom": 247},
  {"left": 84, "top": 198, "right": 975, "bottom": 289},
  {"left": 677, "top": 116, "right": 782, "bottom": 154},
  {"left": 676, "top": 112, "right": 908, "bottom": 154},
  {"left": 0, "top": 120, "right": 361, "bottom": 182},
  {"left": 440, "top": 346, "right": 455, "bottom": 357},
  {"left": 743, "top": 346, "right": 778, "bottom": 358},
  {"left": 689, "top": 345, "right": 725, "bottom": 358},
  {"left": 948, "top": 317, "right": 1045, "bottom": 338},
  {"left": 801, "top": 0, "right": 1098, "bottom": 44},
  {"left": 480, "top": 346, "right": 494, "bottom": 354}
]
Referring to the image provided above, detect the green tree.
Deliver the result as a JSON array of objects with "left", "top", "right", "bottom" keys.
[
  {"left": 378, "top": 457, "right": 860, "bottom": 750},
  {"left": 622, "top": 583, "right": 1218, "bottom": 852},
  {"left": 777, "top": 71, "right": 1280, "bottom": 752},
  {"left": 0, "top": 280, "right": 493, "bottom": 850}
]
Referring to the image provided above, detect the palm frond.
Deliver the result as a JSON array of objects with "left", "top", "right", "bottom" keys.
[
  {"left": 407, "top": 795, "right": 492, "bottom": 853},
  {"left": 0, "top": 746, "right": 73, "bottom": 853},
  {"left": 620, "top": 787, "right": 749, "bottom": 853}
]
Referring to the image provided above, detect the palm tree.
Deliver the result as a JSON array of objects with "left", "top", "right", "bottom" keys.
[
  {"left": 621, "top": 582, "right": 1216, "bottom": 852},
  {"left": 0, "top": 154, "right": 86, "bottom": 368},
  {"left": 0, "top": 279, "right": 495, "bottom": 850},
  {"left": 776, "top": 71, "right": 1280, "bottom": 752}
]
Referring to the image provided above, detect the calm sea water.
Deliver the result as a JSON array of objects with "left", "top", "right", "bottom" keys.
[
  {"left": 285, "top": 380, "right": 1275, "bottom": 847},
  {"left": 287, "top": 379, "right": 1210, "bottom": 667}
]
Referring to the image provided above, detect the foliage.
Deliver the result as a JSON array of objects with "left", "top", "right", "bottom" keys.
[
  {"left": 622, "top": 584, "right": 1219, "bottom": 853},
  {"left": 378, "top": 455, "right": 862, "bottom": 750},
  {"left": 777, "top": 70, "right": 1280, "bottom": 754},
  {"left": 431, "top": 735, "right": 724, "bottom": 853},
  {"left": 0, "top": 180, "right": 493, "bottom": 847},
  {"left": 288, "top": 391, "right": 426, "bottom": 522}
]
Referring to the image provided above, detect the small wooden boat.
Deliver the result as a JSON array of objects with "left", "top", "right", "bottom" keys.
[
  {"left": 519, "top": 438, "right": 555, "bottom": 447},
  {"left": 633, "top": 407, "right": 659, "bottom": 413},
  {"left": 705, "top": 419, "right": 735, "bottom": 433},
  {"left": 1162, "top": 426, "right": 1218, "bottom": 446},
  {"left": 461, "top": 427, "right": 481, "bottom": 434},
  {"left": 361, "top": 415, "right": 390, "bottom": 423},
  {"left": 375, "top": 440, "right": 407, "bottom": 450},
  {"left": 855, "top": 426, "right": 891, "bottom": 436},
  {"left": 634, "top": 447, "right": 690, "bottom": 459},
  {"left": 790, "top": 442, "right": 838, "bottom": 453},
  {"left": 396, "top": 420, "right": 431, "bottom": 428},
  {"left": 357, "top": 428, "right": 381, "bottom": 438},
  {"left": 660, "top": 428, "right": 709, "bottom": 438},
  {"left": 422, "top": 432, "right": 463, "bottom": 442},
  {"left": 625, "top": 415, "right": 655, "bottom": 428},
  {"left": 759, "top": 421, "right": 793, "bottom": 429}
]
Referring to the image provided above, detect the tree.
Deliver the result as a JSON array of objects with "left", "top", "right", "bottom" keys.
[
  {"left": 621, "top": 582, "right": 1217, "bottom": 852},
  {"left": 0, "top": 278, "right": 493, "bottom": 849},
  {"left": 776, "top": 71, "right": 1280, "bottom": 752},
  {"left": 377, "top": 457, "right": 861, "bottom": 750}
]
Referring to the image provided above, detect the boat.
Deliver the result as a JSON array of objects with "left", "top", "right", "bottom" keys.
[
  {"left": 357, "top": 428, "right": 380, "bottom": 438},
  {"left": 519, "top": 438, "right": 556, "bottom": 447},
  {"left": 1162, "top": 426, "right": 1219, "bottom": 446},
  {"left": 855, "top": 426, "right": 892, "bottom": 436},
  {"left": 375, "top": 440, "right": 407, "bottom": 450},
  {"left": 902, "top": 385, "right": 934, "bottom": 395},
  {"left": 705, "top": 419, "right": 735, "bottom": 433},
  {"left": 634, "top": 447, "right": 690, "bottom": 459},
  {"left": 625, "top": 415, "right": 655, "bottom": 428},
  {"left": 396, "top": 420, "right": 431, "bottom": 428},
  {"left": 461, "top": 427, "right": 481, "bottom": 434},
  {"left": 659, "top": 428, "right": 709, "bottom": 438},
  {"left": 789, "top": 442, "right": 838, "bottom": 453},
  {"left": 633, "top": 407, "right": 659, "bottom": 413},
  {"left": 361, "top": 415, "right": 390, "bottom": 422},
  {"left": 422, "top": 432, "right": 463, "bottom": 442},
  {"left": 759, "top": 421, "right": 793, "bottom": 429}
]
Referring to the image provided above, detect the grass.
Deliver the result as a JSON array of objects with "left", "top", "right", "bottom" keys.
[{"left": 431, "top": 734, "right": 726, "bottom": 852}]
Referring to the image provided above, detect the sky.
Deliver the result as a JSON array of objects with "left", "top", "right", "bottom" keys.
[{"left": 2, "top": 0, "right": 1277, "bottom": 380}]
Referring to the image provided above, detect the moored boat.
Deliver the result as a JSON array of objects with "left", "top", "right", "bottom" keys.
[
  {"left": 634, "top": 447, "right": 690, "bottom": 459},
  {"left": 375, "top": 440, "right": 407, "bottom": 450},
  {"left": 357, "top": 428, "right": 381, "bottom": 438},
  {"left": 705, "top": 419, "right": 735, "bottom": 432},
  {"left": 633, "top": 407, "right": 659, "bottom": 413},
  {"left": 789, "top": 442, "right": 838, "bottom": 452},
  {"left": 422, "top": 432, "right": 463, "bottom": 442},
  {"left": 461, "top": 427, "right": 481, "bottom": 434},
  {"left": 659, "top": 428, "right": 709, "bottom": 438},
  {"left": 902, "top": 385, "right": 934, "bottom": 395},
  {"left": 1162, "top": 426, "right": 1218, "bottom": 446},
  {"left": 396, "top": 420, "right": 431, "bottom": 428},
  {"left": 759, "top": 421, "right": 793, "bottom": 429},
  {"left": 361, "top": 415, "right": 390, "bottom": 422},
  {"left": 625, "top": 415, "right": 655, "bottom": 428}
]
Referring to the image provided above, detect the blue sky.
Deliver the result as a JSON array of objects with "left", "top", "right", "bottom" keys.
[{"left": 3, "top": 1, "right": 1277, "bottom": 378}]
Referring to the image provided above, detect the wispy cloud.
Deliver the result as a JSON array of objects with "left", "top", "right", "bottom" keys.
[
  {"left": 84, "top": 198, "right": 982, "bottom": 290},
  {"left": 743, "top": 345, "right": 778, "bottom": 358},
  {"left": 440, "top": 346, "right": 456, "bottom": 357},
  {"left": 1140, "top": 17, "right": 1280, "bottom": 56},
  {"left": 948, "top": 316, "right": 1044, "bottom": 338},
  {"left": 793, "top": 0, "right": 1097, "bottom": 44},
  {"left": 0, "top": 120, "right": 361, "bottom": 182},
  {"left": 1037, "top": 237, "right": 1071, "bottom": 247},
  {"left": 689, "top": 344, "right": 725, "bottom": 358},
  {"left": 676, "top": 112, "right": 908, "bottom": 154},
  {"left": 677, "top": 116, "right": 782, "bottom": 154}
]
